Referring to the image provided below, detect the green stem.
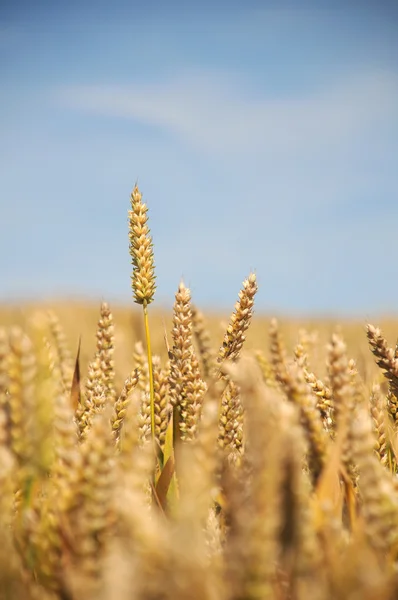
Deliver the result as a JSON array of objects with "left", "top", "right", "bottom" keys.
[{"left": 143, "top": 302, "right": 156, "bottom": 447}]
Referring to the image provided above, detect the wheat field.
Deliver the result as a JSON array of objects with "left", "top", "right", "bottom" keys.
[{"left": 1, "top": 186, "right": 398, "bottom": 599}]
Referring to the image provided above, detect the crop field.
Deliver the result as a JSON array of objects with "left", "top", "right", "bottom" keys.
[{"left": 2, "top": 186, "right": 398, "bottom": 600}]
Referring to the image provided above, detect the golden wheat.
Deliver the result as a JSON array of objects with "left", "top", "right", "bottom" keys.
[{"left": 2, "top": 185, "right": 398, "bottom": 600}]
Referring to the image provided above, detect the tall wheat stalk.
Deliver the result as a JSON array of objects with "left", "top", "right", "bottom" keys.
[{"left": 128, "top": 184, "right": 156, "bottom": 449}]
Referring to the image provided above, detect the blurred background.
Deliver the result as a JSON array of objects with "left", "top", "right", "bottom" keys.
[{"left": 1, "top": 0, "right": 397, "bottom": 318}]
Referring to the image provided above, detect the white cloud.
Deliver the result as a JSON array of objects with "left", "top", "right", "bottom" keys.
[{"left": 56, "top": 68, "right": 398, "bottom": 158}]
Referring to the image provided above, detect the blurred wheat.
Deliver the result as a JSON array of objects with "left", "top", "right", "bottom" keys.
[{"left": 1, "top": 186, "right": 398, "bottom": 600}]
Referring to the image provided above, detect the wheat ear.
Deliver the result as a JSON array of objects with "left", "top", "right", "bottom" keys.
[
  {"left": 218, "top": 273, "right": 258, "bottom": 364},
  {"left": 47, "top": 311, "right": 74, "bottom": 394},
  {"left": 352, "top": 404, "right": 398, "bottom": 554},
  {"left": 367, "top": 324, "right": 398, "bottom": 419},
  {"left": 96, "top": 301, "right": 116, "bottom": 403},
  {"left": 168, "top": 280, "right": 205, "bottom": 441},
  {"left": 269, "top": 320, "right": 327, "bottom": 483},
  {"left": 369, "top": 383, "right": 388, "bottom": 467},
  {"left": 112, "top": 368, "right": 140, "bottom": 440}
]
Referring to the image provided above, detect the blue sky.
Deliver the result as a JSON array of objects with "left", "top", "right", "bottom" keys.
[{"left": 1, "top": 1, "right": 397, "bottom": 316}]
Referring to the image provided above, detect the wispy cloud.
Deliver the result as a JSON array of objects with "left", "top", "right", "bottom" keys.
[{"left": 57, "top": 68, "right": 398, "bottom": 159}]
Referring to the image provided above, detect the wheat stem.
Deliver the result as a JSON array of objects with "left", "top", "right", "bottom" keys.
[{"left": 143, "top": 302, "right": 156, "bottom": 450}]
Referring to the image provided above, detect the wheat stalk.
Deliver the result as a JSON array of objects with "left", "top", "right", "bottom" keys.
[{"left": 129, "top": 184, "right": 156, "bottom": 450}]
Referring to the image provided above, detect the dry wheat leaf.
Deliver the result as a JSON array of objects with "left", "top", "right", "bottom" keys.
[
  {"left": 70, "top": 336, "right": 81, "bottom": 411},
  {"left": 155, "top": 455, "right": 175, "bottom": 511}
]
